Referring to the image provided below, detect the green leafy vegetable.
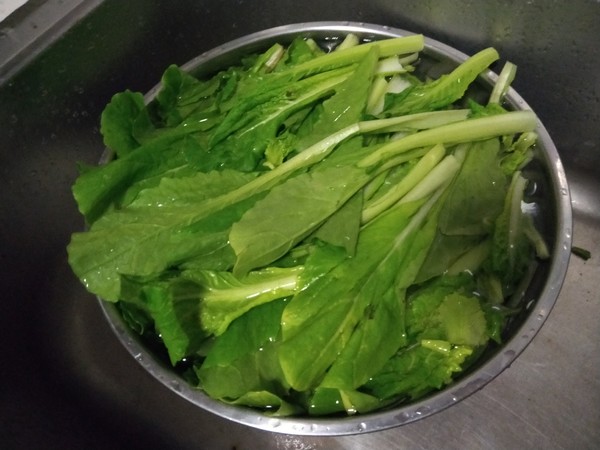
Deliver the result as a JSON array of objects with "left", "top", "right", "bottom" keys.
[
  {"left": 67, "top": 33, "right": 549, "bottom": 417},
  {"left": 383, "top": 47, "right": 499, "bottom": 116},
  {"left": 100, "top": 90, "right": 156, "bottom": 157},
  {"left": 184, "top": 266, "right": 302, "bottom": 336}
]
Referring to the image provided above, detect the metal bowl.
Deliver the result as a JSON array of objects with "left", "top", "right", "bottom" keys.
[{"left": 98, "top": 21, "right": 572, "bottom": 436}]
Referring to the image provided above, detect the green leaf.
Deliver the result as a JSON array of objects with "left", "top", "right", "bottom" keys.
[
  {"left": 128, "top": 169, "right": 258, "bottom": 209},
  {"left": 197, "top": 299, "right": 288, "bottom": 400},
  {"left": 68, "top": 173, "right": 264, "bottom": 301},
  {"left": 416, "top": 233, "right": 483, "bottom": 283},
  {"left": 200, "top": 299, "right": 285, "bottom": 368},
  {"left": 154, "top": 64, "right": 221, "bottom": 127},
  {"left": 100, "top": 90, "right": 155, "bottom": 157},
  {"left": 295, "top": 241, "right": 348, "bottom": 288},
  {"left": 278, "top": 198, "right": 429, "bottom": 391},
  {"left": 72, "top": 132, "right": 193, "bottom": 223},
  {"left": 310, "top": 193, "right": 444, "bottom": 395},
  {"left": 280, "top": 37, "right": 321, "bottom": 69},
  {"left": 311, "top": 189, "right": 363, "bottom": 256},
  {"left": 294, "top": 46, "right": 379, "bottom": 149},
  {"left": 405, "top": 274, "right": 477, "bottom": 340},
  {"left": 317, "top": 287, "right": 407, "bottom": 391},
  {"left": 402, "top": 275, "right": 489, "bottom": 357},
  {"left": 228, "top": 391, "right": 303, "bottom": 416},
  {"left": 439, "top": 139, "right": 507, "bottom": 235},
  {"left": 467, "top": 99, "right": 508, "bottom": 118},
  {"left": 230, "top": 165, "right": 370, "bottom": 276},
  {"left": 415, "top": 139, "right": 509, "bottom": 282},
  {"left": 365, "top": 343, "right": 473, "bottom": 400},
  {"left": 209, "top": 68, "right": 349, "bottom": 147},
  {"left": 384, "top": 48, "right": 500, "bottom": 116},
  {"left": 141, "top": 278, "right": 208, "bottom": 365},
  {"left": 488, "top": 171, "right": 535, "bottom": 289},
  {"left": 434, "top": 293, "right": 488, "bottom": 347},
  {"left": 308, "top": 387, "right": 385, "bottom": 416},
  {"left": 182, "top": 266, "right": 302, "bottom": 336},
  {"left": 117, "top": 300, "right": 153, "bottom": 335},
  {"left": 499, "top": 131, "right": 537, "bottom": 176}
]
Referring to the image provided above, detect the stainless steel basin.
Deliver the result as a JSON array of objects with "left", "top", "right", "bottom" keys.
[{"left": 1, "top": 1, "right": 598, "bottom": 448}]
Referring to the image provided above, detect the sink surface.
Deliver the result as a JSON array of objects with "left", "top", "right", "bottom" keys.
[{"left": 1, "top": 1, "right": 598, "bottom": 448}]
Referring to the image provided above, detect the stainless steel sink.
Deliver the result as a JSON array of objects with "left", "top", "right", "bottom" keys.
[{"left": 1, "top": 1, "right": 598, "bottom": 448}]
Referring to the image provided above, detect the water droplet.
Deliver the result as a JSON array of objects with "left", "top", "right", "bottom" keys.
[
  {"left": 504, "top": 349, "right": 516, "bottom": 359},
  {"left": 415, "top": 406, "right": 431, "bottom": 416},
  {"left": 269, "top": 418, "right": 281, "bottom": 428},
  {"left": 526, "top": 299, "right": 535, "bottom": 309},
  {"left": 396, "top": 411, "right": 412, "bottom": 422},
  {"left": 525, "top": 180, "right": 537, "bottom": 196}
]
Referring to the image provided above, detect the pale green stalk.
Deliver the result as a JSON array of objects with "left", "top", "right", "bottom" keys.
[
  {"left": 446, "top": 240, "right": 492, "bottom": 276},
  {"left": 489, "top": 61, "right": 517, "bottom": 104},
  {"left": 283, "top": 35, "right": 425, "bottom": 79},
  {"left": 358, "top": 109, "right": 470, "bottom": 134},
  {"left": 358, "top": 111, "right": 537, "bottom": 168},
  {"left": 336, "top": 33, "right": 360, "bottom": 51},
  {"left": 399, "top": 155, "right": 461, "bottom": 203},
  {"left": 362, "top": 144, "right": 446, "bottom": 223}
]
